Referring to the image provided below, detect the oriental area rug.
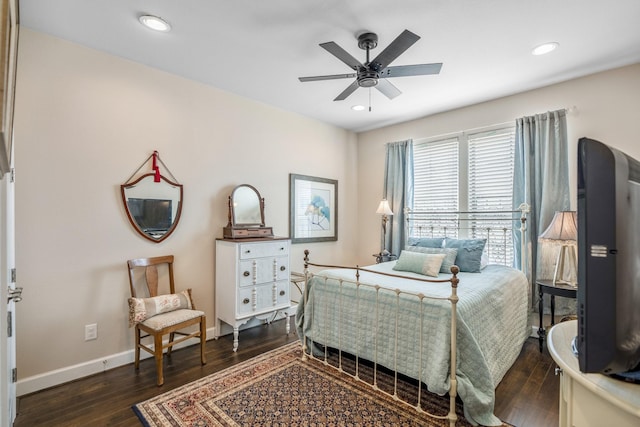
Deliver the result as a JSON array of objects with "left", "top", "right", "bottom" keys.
[{"left": 133, "top": 342, "right": 513, "bottom": 427}]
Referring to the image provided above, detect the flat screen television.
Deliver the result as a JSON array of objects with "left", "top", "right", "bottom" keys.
[
  {"left": 576, "top": 137, "right": 640, "bottom": 381},
  {"left": 127, "top": 198, "right": 172, "bottom": 233}
]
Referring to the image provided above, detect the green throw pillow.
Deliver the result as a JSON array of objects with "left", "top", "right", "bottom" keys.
[
  {"left": 406, "top": 246, "right": 458, "bottom": 274},
  {"left": 392, "top": 250, "right": 446, "bottom": 277}
]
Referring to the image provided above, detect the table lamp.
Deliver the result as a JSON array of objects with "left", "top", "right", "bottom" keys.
[{"left": 539, "top": 211, "right": 577, "bottom": 287}]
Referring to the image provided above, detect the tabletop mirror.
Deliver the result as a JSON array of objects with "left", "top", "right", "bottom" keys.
[
  {"left": 121, "top": 173, "right": 183, "bottom": 243},
  {"left": 223, "top": 184, "right": 273, "bottom": 239}
]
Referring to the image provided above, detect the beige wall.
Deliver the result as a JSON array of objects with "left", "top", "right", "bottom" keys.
[
  {"left": 14, "top": 29, "right": 358, "bottom": 390},
  {"left": 14, "top": 27, "right": 640, "bottom": 393},
  {"left": 357, "top": 63, "right": 640, "bottom": 261}
]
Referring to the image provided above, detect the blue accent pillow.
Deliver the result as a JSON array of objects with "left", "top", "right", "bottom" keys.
[
  {"left": 443, "top": 238, "right": 487, "bottom": 273},
  {"left": 405, "top": 246, "right": 458, "bottom": 274},
  {"left": 407, "top": 237, "right": 444, "bottom": 248}
]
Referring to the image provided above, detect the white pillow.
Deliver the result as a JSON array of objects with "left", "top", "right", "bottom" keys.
[{"left": 481, "top": 251, "right": 489, "bottom": 269}]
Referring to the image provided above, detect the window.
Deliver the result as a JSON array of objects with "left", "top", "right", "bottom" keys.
[{"left": 412, "top": 125, "right": 516, "bottom": 264}]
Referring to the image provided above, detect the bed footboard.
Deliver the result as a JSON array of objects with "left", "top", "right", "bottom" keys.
[{"left": 298, "top": 249, "right": 460, "bottom": 427}]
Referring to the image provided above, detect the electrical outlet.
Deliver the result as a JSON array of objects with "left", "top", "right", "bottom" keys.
[{"left": 85, "top": 323, "right": 97, "bottom": 341}]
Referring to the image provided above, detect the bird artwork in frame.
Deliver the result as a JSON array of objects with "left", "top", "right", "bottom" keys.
[{"left": 289, "top": 174, "right": 338, "bottom": 243}]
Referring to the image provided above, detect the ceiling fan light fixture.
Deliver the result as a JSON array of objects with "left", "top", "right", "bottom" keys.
[
  {"left": 139, "top": 15, "right": 171, "bottom": 32},
  {"left": 532, "top": 42, "right": 559, "bottom": 56},
  {"left": 358, "top": 77, "right": 378, "bottom": 88},
  {"left": 351, "top": 105, "right": 365, "bottom": 111}
]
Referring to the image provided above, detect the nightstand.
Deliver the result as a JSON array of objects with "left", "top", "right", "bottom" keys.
[
  {"left": 537, "top": 279, "right": 577, "bottom": 352},
  {"left": 289, "top": 271, "right": 306, "bottom": 307},
  {"left": 373, "top": 252, "right": 397, "bottom": 263}
]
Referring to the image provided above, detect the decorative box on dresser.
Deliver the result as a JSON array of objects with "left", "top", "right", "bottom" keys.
[
  {"left": 548, "top": 320, "right": 640, "bottom": 427},
  {"left": 215, "top": 237, "right": 291, "bottom": 352}
]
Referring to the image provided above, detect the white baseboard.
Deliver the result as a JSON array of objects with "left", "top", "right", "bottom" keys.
[{"left": 17, "top": 326, "right": 218, "bottom": 397}]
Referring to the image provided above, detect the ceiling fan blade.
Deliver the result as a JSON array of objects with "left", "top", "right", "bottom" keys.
[
  {"left": 320, "top": 41, "right": 363, "bottom": 70},
  {"left": 334, "top": 80, "right": 360, "bottom": 101},
  {"left": 370, "top": 29, "right": 420, "bottom": 71},
  {"left": 381, "top": 63, "right": 442, "bottom": 78},
  {"left": 375, "top": 79, "right": 402, "bottom": 100},
  {"left": 299, "top": 73, "right": 357, "bottom": 82}
]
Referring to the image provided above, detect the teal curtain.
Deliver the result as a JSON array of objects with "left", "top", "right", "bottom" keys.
[
  {"left": 513, "top": 109, "right": 570, "bottom": 308},
  {"left": 382, "top": 139, "right": 414, "bottom": 256}
]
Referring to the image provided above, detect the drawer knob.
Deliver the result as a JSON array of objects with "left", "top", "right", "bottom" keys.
[
  {"left": 243, "top": 271, "right": 250, "bottom": 277},
  {"left": 245, "top": 250, "right": 251, "bottom": 254},
  {"left": 243, "top": 298, "right": 250, "bottom": 304},
  {"left": 280, "top": 266, "right": 286, "bottom": 272},
  {"left": 279, "top": 290, "right": 285, "bottom": 296}
]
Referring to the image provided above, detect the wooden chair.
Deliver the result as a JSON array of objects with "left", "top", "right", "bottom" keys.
[{"left": 127, "top": 255, "right": 206, "bottom": 386}]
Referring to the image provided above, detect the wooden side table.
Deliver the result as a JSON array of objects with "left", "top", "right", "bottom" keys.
[
  {"left": 537, "top": 279, "right": 577, "bottom": 352},
  {"left": 373, "top": 252, "right": 397, "bottom": 263},
  {"left": 289, "top": 271, "right": 306, "bottom": 306}
]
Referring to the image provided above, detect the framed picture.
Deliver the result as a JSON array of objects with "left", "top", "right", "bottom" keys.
[{"left": 289, "top": 174, "right": 338, "bottom": 243}]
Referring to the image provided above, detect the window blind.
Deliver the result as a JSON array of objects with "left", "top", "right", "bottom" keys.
[
  {"left": 413, "top": 137, "right": 459, "bottom": 212},
  {"left": 413, "top": 137, "right": 459, "bottom": 237},
  {"left": 413, "top": 125, "right": 516, "bottom": 264},
  {"left": 468, "top": 128, "right": 516, "bottom": 264}
]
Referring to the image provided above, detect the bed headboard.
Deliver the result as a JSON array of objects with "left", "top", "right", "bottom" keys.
[{"left": 404, "top": 203, "right": 529, "bottom": 270}]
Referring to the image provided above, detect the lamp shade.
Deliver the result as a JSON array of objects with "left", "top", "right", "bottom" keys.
[
  {"left": 539, "top": 211, "right": 577, "bottom": 242},
  {"left": 376, "top": 199, "right": 393, "bottom": 216}
]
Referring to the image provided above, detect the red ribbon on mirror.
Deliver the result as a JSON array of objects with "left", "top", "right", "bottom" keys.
[{"left": 152, "top": 150, "right": 161, "bottom": 182}]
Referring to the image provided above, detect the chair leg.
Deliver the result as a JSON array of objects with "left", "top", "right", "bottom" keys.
[
  {"left": 200, "top": 317, "right": 207, "bottom": 365},
  {"left": 167, "top": 332, "right": 175, "bottom": 357},
  {"left": 134, "top": 327, "right": 141, "bottom": 370},
  {"left": 154, "top": 334, "right": 164, "bottom": 386}
]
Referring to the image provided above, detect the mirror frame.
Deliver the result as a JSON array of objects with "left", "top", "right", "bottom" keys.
[
  {"left": 228, "top": 184, "right": 265, "bottom": 227},
  {"left": 121, "top": 173, "right": 183, "bottom": 243}
]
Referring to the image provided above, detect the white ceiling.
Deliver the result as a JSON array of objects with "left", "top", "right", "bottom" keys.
[{"left": 18, "top": 0, "right": 640, "bottom": 133}]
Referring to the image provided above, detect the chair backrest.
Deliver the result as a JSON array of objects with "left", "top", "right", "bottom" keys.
[{"left": 127, "top": 255, "right": 175, "bottom": 298}]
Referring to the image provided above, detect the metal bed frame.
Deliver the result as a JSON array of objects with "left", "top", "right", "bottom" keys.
[{"left": 298, "top": 204, "right": 529, "bottom": 426}]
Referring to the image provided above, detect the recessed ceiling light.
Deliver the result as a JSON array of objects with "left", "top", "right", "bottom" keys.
[
  {"left": 139, "top": 15, "right": 171, "bottom": 32},
  {"left": 532, "top": 42, "right": 559, "bottom": 56},
  {"left": 351, "top": 105, "right": 365, "bottom": 111}
]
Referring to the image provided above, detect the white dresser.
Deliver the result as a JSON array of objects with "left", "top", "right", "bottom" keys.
[
  {"left": 548, "top": 320, "right": 640, "bottom": 427},
  {"left": 215, "top": 237, "right": 291, "bottom": 351}
]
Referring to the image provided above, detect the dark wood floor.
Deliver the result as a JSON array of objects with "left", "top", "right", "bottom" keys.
[{"left": 14, "top": 319, "right": 559, "bottom": 427}]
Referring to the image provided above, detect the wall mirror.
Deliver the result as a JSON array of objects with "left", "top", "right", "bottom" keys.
[
  {"left": 223, "top": 184, "right": 273, "bottom": 239},
  {"left": 121, "top": 173, "right": 183, "bottom": 243}
]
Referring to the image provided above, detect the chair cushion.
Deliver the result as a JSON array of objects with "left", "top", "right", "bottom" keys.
[
  {"left": 128, "top": 290, "right": 193, "bottom": 327},
  {"left": 140, "top": 309, "right": 205, "bottom": 330}
]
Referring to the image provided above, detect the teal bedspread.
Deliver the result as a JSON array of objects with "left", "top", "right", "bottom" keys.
[{"left": 295, "top": 262, "right": 529, "bottom": 426}]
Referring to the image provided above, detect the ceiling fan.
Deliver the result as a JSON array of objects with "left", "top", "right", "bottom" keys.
[{"left": 298, "top": 29, "right": 442, "bottom": 101}]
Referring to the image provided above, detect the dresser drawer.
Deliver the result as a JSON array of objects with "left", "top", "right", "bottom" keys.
[
  {"left": 239, "top": 241, "right": 289, "bottom": 259},
  {"left": 236, "top": 281, "right": 289, "bottom": 317},
  {"left": 238, "top": 256, "right": 289, "bottom": 287}
]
